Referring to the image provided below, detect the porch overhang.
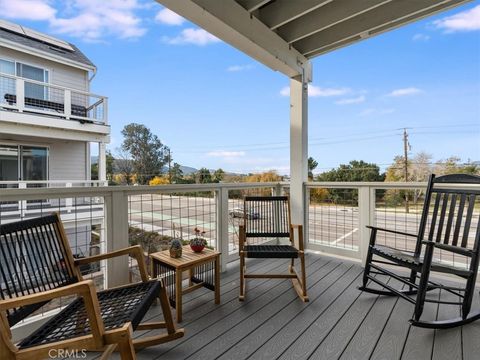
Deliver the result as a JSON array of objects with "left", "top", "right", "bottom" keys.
[
  {"left": 157, "top": 0, "right": 471, "bottom": 79},
  {"left": 155, "top": 0, "right": 472, "bottom": 225}
]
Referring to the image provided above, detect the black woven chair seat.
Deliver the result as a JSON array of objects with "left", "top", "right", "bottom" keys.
[
  {"left": 244, "top": 245, "right": 299, "bottom": 258},
  {"left": 18, "top": 280, "right": 160, "bottom": 349},
  {"left": 372, "top": 245, "right": 421, "bottom": 265},
  {"left": 372, "top": 245, "right": 470, "bottom": 277}
]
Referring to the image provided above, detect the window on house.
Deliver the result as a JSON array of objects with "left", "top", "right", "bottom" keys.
[
  {"left": 16, "top": 63, "right": 49, "bottom": 100},
  {"left": 0, "top": 144, "right": 48, "bottom": 181}
]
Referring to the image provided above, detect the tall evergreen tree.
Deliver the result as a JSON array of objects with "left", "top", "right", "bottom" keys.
[{"left": 121, "top": 124, "right": 168, "bottom": 184}]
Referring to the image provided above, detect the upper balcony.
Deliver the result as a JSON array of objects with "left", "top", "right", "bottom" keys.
[{"left": 0, "top": 73, "right": 109, "bottom": 141}]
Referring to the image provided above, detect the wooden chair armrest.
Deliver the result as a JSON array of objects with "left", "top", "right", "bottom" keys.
[
  {"left": 74, "top": 245, "right": 149, "bottom": 282},
  {"left": 0, "top": 280, "right": 94, "bottom": 311},
  {"left": 366, "top": 225, "right": 417, "bottom": 238},
  {"left": 239, "top": 225, "right": 245, "bottom": 252},
  {"left": 290, "top": 224, "right": 304, "bottom": 251},
  {"left": 421, "top": 241, "right": 473, "bottom": 257},
  {"left": 0, "top": 280, "right": 105, "bottom": 347}
]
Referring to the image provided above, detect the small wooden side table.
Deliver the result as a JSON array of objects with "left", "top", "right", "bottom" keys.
[{"left": 150, "top": 246, "right": 221, "bottom": 322}]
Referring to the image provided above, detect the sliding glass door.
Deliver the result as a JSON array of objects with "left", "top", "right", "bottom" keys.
[
  {"left": 0, "top": 144, "right": 48, "bottom": 182},
  {"left": 22, "top": 146, "right": 48, "bottom": 181},
  {"left": 0, "top": 145, "right": 19, "bottom": 181}
]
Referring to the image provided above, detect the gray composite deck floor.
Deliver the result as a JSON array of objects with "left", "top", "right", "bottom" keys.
[{"left": 99, "top": 253, "right": 480, "bottom": 360}]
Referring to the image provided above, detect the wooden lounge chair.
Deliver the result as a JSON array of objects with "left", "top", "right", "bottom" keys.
[
  {"left": 238, "top": 196, "right": 308, "bottom": 302},
  {"left": 360, "top": 174, "right": 480, "bottom": 328},
  {"left": 0, "top": 213, "right": 184, "bottom": 360}
]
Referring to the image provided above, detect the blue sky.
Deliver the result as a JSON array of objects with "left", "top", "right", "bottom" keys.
[{"left": 1, "top": 0, "right": 479, "bottom": 174}]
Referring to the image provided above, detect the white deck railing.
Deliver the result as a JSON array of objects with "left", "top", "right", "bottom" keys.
[
  {"left": 0, "top": 73, "right": 108, "bottom": 124},
  {"left": 1, "top": 180, "right": 478, "bottom": 288},
  {"left": 3, "top": 180, "right": 479, "bottom": 338}
]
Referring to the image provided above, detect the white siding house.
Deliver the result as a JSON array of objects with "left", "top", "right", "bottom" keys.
[
  {"left": 0, "top": 20, "right": 109, "bottom": 262},
  {"left": 0, "top": 19, "right": 110, "bottom": 184}
]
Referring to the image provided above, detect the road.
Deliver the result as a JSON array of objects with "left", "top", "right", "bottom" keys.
[{"left": 128, "top": 194, "right": 478, "bottom": 265}]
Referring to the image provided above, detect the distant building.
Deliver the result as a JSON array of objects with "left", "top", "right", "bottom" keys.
[
  {"left": 0, "top": 19, "right": 110, "bottom": 258},
  {"left": 0, "top": 19, "right": 109, "bottom": 184}
]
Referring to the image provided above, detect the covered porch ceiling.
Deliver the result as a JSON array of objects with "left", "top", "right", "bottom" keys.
[
  {"left": 155, "top": 0, "right": 472, "bottom": 225},
  {"left": 157, "top": 0, "right": 471, "bottom": 80}
]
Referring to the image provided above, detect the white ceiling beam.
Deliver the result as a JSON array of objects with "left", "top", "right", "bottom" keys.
[
  {"left": 157, "top": 0, "right": 311, "bottom": 80},
  {"left": 277, "top": 0, "right": 393, "bottom": 44},
  {"left": 236, "top": 0, "right": 272, "bottom": 12},
  {"left": 258, "top": 0, "right": 332, "bottom": 30},
  {"left": 294, "top": 0, "right": 470, "bottom": 56}
]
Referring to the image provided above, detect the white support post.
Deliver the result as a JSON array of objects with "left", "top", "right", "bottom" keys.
[
  {"left": 65, "top": 182, "right": 73, "bottom": 213},
  {"left": 289, "top": 77, "right": 309, "bottom": 240},
  {"left": 103, "top": 97, "right": 108, "bottom": 124},
  {"left": 98, "top": 142, "right": 107, "bottom": 182},
  {"left": 274, "top": 183, "right": 283, "bottom": 196},
  {"left": 64, "top": 89, "right": 71, "bottom": 119},
  {"left": 16, "top": 79, "right": 25, "bottom": 112},
  {"left": 105, "top": 191, "right": 130, "bottom": 287},
  {"left": 358, "top": 186, "right": 375, "bottom": 265},
  {"left": 216, "top": 188, "right": 229, "bottom": 272},
  {"left": 19, "top": 182, "right": 26, "bottom": 218}
]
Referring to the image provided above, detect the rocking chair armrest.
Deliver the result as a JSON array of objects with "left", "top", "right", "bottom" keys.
[
  {"left": 421, "top": 241, "right": 473, "bottom": 257},
  {"left": 239, "top": 225, "right": 246, "bottom": 251},
  {"left": 74, "top": 245, "right": 149, "bottom": 282},
  {"left": 0, "top": 280, "right": 105, "bottom": 347},
  {"left": 366, "top": 226, "right": 418, "bottom": 238},
  {"left": 0, "top": 280, "right": 96, "bottom": 311}
]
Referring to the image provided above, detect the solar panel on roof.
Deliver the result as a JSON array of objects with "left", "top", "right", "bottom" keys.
[
  {"left": 0, "top": 19, "right": 74, "bottom": 52},
  {"left": 0, "top": 19, "right": 23, "bottom": 34},
  {"left": 22, "top": 28, "right": 74, "bottom": 52}
]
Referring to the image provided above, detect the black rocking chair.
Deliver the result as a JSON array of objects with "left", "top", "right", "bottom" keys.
[
  {"left": 238, "top": 196, "right": 308, "bottom": 302},
  {"left": 360, "top": 173, "right": 480, "bottom": 328}
]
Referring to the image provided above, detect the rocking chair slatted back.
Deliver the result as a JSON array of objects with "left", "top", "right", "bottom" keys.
[
  {"left": 419, "top": 174, "right": 480, "bottom": 255},
  {"left": 0, "top": 213, "right": 78, "bottom": 326},
  {"left": 244, "top": 196, "right": 291, "bottom": 238}
]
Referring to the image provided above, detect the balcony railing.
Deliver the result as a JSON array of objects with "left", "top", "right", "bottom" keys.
[
  {"left": 0, "top": 73, "right": 108, "bottom": 124},
  {"left": 1, "top": 180, "right": 479, "bottom": 336}
]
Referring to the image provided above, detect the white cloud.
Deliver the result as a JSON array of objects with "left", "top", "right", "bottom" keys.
[
  {"left": 0, "top": 0, "right": 56, "bottom": 21},
  {"left": 360, "top": 108, "right": 395, "bottom": 116},
  {"left": 433, "top": 5, "right": 480, "bottom": 32},
  {"left": 335, "top": 95, "right": 366, "bottom": 105},
  {"left": 227, "top": 64, "right": 254, "bottom": 72},
  {"left": 206, "top": 151, "right": 246, "bottom": 158},
  {"left": 387, "top": 87, "right": 423, "bottom": 97},
  {"left": 412, "top": 33, "right": 430, "bottom": 42},
  {"left": 280, "top": 86, "right": 290, "bottom": 96},
  {"left": 0, "top": 0, "right": 147, "bottom": 41},
  {"left": 309, "top": 85, "right": 350, "bottom": 97},
  {"left": 280, "top": 84, "right": 350, "bottom": 97},
  {"left": 163, "top": 28, "right": 220, "bottom": 46},
  {"left": 155, "top": 8, "right": 185, "bottom": 26},
  {"left": 51, "top": 0, "right": 147, "bottom": 40}
]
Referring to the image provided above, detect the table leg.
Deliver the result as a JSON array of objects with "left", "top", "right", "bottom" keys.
[
  {"left": 214, "top": 256, "right": 220, "bottom": 304},
  {"left": 175, "top": 269, "right": 183, "bottom": 322}
]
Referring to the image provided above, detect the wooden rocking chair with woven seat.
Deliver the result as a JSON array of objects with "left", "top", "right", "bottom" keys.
[
  {"left": 360, "top": 174, "right": 480, "bottom": 329},
  {"left": 0, "top": 213, "right": 184, "bottom": 360},
  {"left": 238, "top": 196, "right": 308, "bottom": 302}
]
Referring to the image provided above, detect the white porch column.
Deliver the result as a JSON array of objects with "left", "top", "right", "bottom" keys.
[
  {"left": 98, "top": 142, "right": 107, "bottom": 182},
  {"left": 289, "top": 77, "right": 308, "bottom": 229}
]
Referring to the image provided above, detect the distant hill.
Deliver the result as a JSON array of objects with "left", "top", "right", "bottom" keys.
[{"left": 162, "top": 165, "right": 198, "bottom": 175}]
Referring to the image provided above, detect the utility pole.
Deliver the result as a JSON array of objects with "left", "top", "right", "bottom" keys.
[
  {"left": 167, "top": 148, "right": 172, "bottom": 183},
  {"left": 403, "top": 128, "right": 410, "bottom": 213}
]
